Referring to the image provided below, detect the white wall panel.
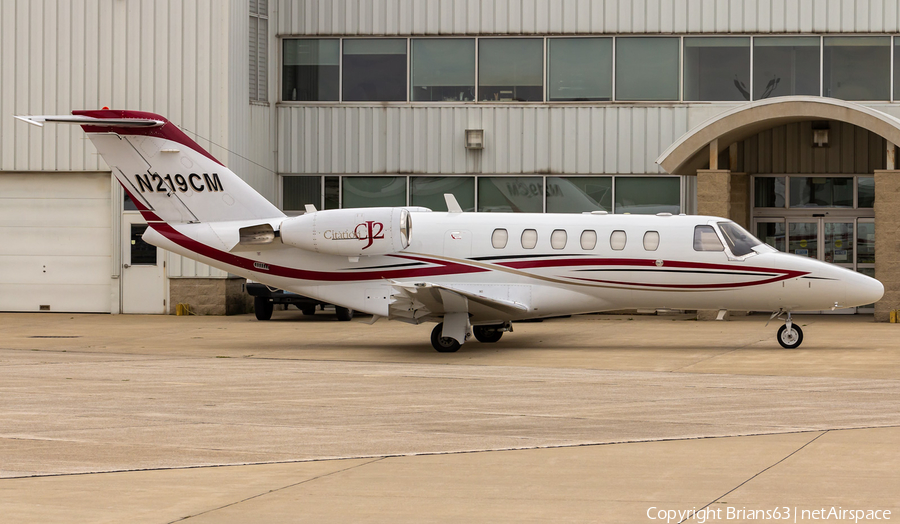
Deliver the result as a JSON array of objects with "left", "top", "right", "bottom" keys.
[
  {"left": 0, "top": 0, "right": 237, "bottom": 177},
  {"left": 276, "top": 0, "right": 900, "bottom": 35},
  {"left": 277, "top": 105, "right": 690, "bottom": 175}
]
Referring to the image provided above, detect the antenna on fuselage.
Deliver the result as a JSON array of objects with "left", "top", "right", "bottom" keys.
[{"left": 444, "top": 194, "right": 463, "bottom": 213}]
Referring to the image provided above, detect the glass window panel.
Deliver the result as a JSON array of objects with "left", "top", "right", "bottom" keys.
[
  {"left": 718, "top": 222, "right": 763, "bottom": 257},
  {"left": 823, "top": 37, "right": 890, "bottom": 100},
  {"left": 282, "top": 176, "right": 321, "bottom": 211},
  {"left": 580, "top": 230, "right": 597, "bottom": 250},
  {"left": 283, "top": 39, "right": 339, "bottom": 101},
  {"left": 788, "top": 222, "right": 818, "bottom": 258},
  {"left": 757, "top": 222, "right": 786, "bottom": 252},
  {"left": 550, "top": 229, "right": 567, "bottom": 250},
  {"left": 547, "top": 38, "right": 612, "bottom": 101},
  {"left": 753, "top": 37, "right": 820, "bottom": 100},
  {"left": 478, "top": 39, "right": 543, "bottom": 102},
  {"left": 130, "top": 224, "right": 157, "bottom": 265},
  {"left": 492, "top": 229, "right": 509, "bottom": 249},
  {"left": 610, "top": 230, "right": 627, "bottom": 251},
  {"left": 411, "top": 39, "right": 475, "bottom": 101},
  {"left": 546, "top": 176, "right": 612, "bottom": 213},
  {"left": 342, "top": 176, "right": 406, "bottom": 208},
  {"left": 343, "top": 39, "right": 407, "bottom": 101},
  {"left": 324, "top": 176, "right": 340, "bottom": 210},
  {"left": 684, "top": 37, "right": 751, "bottom": 101},
  {"left": 754, "top": 177, "right": 786, "bottom": 208},
  {"left": 895, "top": 38, "right": 900, "bottom": 101},
  {"left": 478, "top": 177, "right": 543, "bottom": 212},
  {"left": 124, "top": 194, "right": 138, "bottom": 211},
  {"left": 824, "top": 222, "right": 854, "bottom": 264},
  {"left": 693, "top": 225, "right": 724, "bottom": 252},
  {"left": 410, "top": 177, "right": 475, "bottom": 211},
  {"left": 616, "top": 38, "right": 679, "bottom": 101},
  {"left": 614, "top": 177, "right": 680, "bottom": 214},
  {"left": 643, "top": 231, "right": 660, "bottom": 251},
  {"left": 789, "top": 177, "right": 853, "bottom": 208},
  {"left": 857, "top": 222, "right": 875, "bottom": 264},
  {"left": 858, "top": 176, "right": 874, "bottom": 208},
  {"left": 521, "top": 229, "right": 538, "bottom": 249}
]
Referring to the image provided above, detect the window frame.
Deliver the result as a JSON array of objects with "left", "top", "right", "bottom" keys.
[
  {"left": 249, "top": 1, "right": 269, "bottom": 103},
  {"left": 278, "top": 34, "right": 900, "bottom": 105}
]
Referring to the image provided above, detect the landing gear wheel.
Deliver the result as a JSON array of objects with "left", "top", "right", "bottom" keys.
[
  {"left": 473, "top": 325, "right": 503, "bottom": 343},
  {"left": 301, "top": 306, "right": 316, "bottom": 316},
  {"left": 254, "top": 297, "right": 273, "bottom": 321},
  {"left": 431, "top": 323, "right": 461, "bottom": 353},
  {"left": 777, "top": 323, "right": 803, "bottom": 349},
  {"left": 335, "top": 307, "right": 354, "bottom": 322}
]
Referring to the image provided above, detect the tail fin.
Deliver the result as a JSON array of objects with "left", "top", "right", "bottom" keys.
[{"left": 17, "top": 110, "right": 283, "bottom": 224}]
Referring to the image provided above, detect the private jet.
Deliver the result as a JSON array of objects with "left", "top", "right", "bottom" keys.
[{"left": 16, "top": 110, "right": 884, "bottom": 351}]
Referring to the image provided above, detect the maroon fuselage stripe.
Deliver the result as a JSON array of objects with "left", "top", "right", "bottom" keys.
[
  {"left": 122, "top": 179, "right": 806, "bottom": 288},
  {"left": 149, "top": 222, "right": 489, "bottom": 282}
]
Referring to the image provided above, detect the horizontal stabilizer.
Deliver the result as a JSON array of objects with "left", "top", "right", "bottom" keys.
[{"left": 14, "top": 115, "right": 164, "bottom": 128}]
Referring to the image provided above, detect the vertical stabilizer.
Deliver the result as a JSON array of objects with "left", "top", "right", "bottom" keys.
[{"left": 20, "top": 110, "right": 284, "bottom": 224}]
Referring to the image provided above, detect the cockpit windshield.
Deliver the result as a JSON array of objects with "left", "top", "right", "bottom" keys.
[{"left": 717, "top": 222, "right": 763, "bottom": 257}]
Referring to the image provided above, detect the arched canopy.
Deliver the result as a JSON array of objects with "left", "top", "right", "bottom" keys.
[{"left": 657, "top": 96, "right": 900, "bottom": 175}]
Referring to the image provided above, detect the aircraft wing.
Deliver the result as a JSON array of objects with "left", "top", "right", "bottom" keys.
[{"left": 389, "top": 281, "right": 529, "bottom": 323}]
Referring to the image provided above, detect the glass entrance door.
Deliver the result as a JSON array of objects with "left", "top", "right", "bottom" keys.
[{"left": 756, "top": 218, "right": 873, "bottom": 313}]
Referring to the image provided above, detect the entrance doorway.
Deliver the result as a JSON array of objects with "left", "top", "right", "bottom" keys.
[
  {"left": 121, "top": 213, "right": 167, "bottom": 313},
  {"left": 752, "top": 175, "right": 875, "bottom": 313}
]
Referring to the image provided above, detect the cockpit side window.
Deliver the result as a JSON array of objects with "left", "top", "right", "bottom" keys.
[
  {"left": 693, "top": 225, "right": 724, "bottom": 252},
  {"left": 717, "top": 222, "right": 762, "bottom": 257}
]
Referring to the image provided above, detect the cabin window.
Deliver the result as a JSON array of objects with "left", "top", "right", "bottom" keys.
[
  {"left": 643, "top": 231, "right": 660, "bottom": 251},
  {"left": 550, "top": 229, "right": 567, "bottom": 250},
  {"left": 521, "top": 229, "right": 538, "bottom": 249},
  {"left": 610, "top": 230, "right": 627, "bottom": 251},
  {"left": 580, "top": 230, "right": 597, "bottom": 250},
  {"left": 693, "top": 225, "right": 724, "bottom": 251},
  {"left": 491, "top": 228, "right": 508, "bottom": 249}
]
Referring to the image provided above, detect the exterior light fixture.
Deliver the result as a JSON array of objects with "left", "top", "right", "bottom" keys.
[
  {"left": 465, "top": 129, "right": 484, "bottom": 150},
  {"left": 812, "top": 123, "right": 829, "bottom": 147}
]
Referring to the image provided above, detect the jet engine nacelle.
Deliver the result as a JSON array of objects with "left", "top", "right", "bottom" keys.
[{"left": 280, "top": 207, "right": 412, "bottom": 257}]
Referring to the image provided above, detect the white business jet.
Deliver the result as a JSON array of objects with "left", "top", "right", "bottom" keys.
[{"left": 16, "top": 111, "right": 884, "bottom": 351}]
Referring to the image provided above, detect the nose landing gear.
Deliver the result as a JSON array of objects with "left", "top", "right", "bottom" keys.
[{"left": 771, "top": 311, "right": 804, "bottom": 349}]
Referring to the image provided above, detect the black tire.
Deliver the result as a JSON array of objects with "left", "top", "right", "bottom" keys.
[
  {"left": 336, "top": 306, "right": 354, "bottom": 322},
  {"left": 254, "top": 296, "right": 273, "bottom": 321},
  {"left": 473, "top": 325, "right": 504, "bottom": 343},
  {"left": 301, "top": 306, "right": 317, "bottom": 316},
  {"left": 777, "top": 324, "right": 803, "bottom": 349},
  {"left": 431, "top": 323, "right": 461, "bottom": 352}
]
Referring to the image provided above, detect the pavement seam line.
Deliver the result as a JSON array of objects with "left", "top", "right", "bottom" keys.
[
  {"left": 166, "top": 457, "right": 386, "bottom": 524},
  {"left": 677, "top": 430, "right": 830, "bottom": 524},
  {"left": 6, "top": 426, "right": 893, "bottom": 480}
]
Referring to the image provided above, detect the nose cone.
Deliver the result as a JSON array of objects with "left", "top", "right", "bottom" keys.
[{"left": 845, "top": 271, "right": 884, "bottom": 307}]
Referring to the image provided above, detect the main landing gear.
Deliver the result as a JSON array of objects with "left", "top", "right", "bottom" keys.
[
  {"left": 430, "top": 322, "right": 512, "bottom": 352},
  {"left": 771, "top": 310, "right": 804, "bottom": 349}
]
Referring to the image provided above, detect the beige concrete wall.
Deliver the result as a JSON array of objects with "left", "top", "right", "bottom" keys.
[
  {"left": 169, "top": 278, "right": 252, "bottom": 316},
  {"left": 729, "top": 173, "right": 750, "bottom": 229},
  {"left": 874, "top": 170, "right": 900, "bottom": 322},
  {"left": 696, "top": 169, "right": 731, "bottom": 219}
]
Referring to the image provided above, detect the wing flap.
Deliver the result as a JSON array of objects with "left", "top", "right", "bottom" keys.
[{"left": 388, "top": 281, "right": 528, "bottom": 322}]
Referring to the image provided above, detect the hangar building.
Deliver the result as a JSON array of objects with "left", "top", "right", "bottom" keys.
[{"left": 1, "top": 0, "right": 899, "bottom": 320}]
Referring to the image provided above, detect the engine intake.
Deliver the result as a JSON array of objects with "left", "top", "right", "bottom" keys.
[{"left": 280, "top": 207, "right": 411, "bottom": 257}]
